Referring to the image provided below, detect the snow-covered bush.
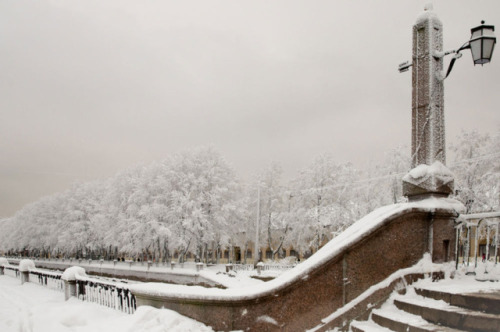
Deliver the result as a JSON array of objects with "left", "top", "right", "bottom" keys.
[
  {"left": 18, "top": 259, "right": 35, "bottom": 272},
  {"left": 0, "top": 257, "right": 9, "bottom": 266},
  {"left": 62, "top": 266, "right": 87, "bottom": 281}
]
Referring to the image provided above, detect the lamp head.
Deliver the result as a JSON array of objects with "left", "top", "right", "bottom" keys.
[{"left": 469, "top": 21, "right": 496, "bottom": 65}]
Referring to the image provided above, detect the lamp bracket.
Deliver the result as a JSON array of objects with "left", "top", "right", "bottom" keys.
[
  {"left": 439, "top": 42, "right": 471, "bottom": 79},
  {"left": 398, "top": 61, "right": 412, "bottom": 73}
]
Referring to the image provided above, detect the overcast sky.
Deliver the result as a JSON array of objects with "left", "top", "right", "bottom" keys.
[{"left": 1, "top": 0, "right": 499, "bottom": 217}]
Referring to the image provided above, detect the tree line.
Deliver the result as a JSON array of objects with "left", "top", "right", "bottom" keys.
[{"left": 1, "top": 129, "right": 498, "bottom": 262}]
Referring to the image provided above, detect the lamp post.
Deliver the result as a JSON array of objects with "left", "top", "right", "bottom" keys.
[{"left": 400, "top": 5, "right": 496, "bottom": 201}]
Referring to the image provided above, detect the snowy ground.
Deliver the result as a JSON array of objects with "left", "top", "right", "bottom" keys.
[
  {"left": 2, "top": 261, "right": 500, "bottom": 332},
  {"left": 0, "top": 275, "right": 214, "bottom": 332}
]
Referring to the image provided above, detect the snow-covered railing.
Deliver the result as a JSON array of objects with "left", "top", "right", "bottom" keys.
[
  {"left": 455, "top": 211, "right": 500, "bottom": 271},
  {"left": 261, "top": 264, "right": 295, "bottom": 271},
  {"left": 1, "top": 258, "right": 63, "bottom": 291},
  {"left": 3, "top": 265, "right": 20, "bottom": 278},
  {"left": 74, "top": 274, "right": 136, "bottom": 314},
  {"left": 29, "top": 269, "right": 64, "bottom": 291},
  {"left": 231, "top": 263, "right": 295, "bottom": 272},
  {"left": 231, "top": 264, "right": 254, "bottom": 272}
]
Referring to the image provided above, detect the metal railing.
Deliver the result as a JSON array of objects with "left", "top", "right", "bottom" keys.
[
  {"left": 231, "top": 264, "right": 254, "bottom": 272},
  {"left": 75, "top": 276, "right": 136, "bottom": 314},
  {"left": 261, "top": 264, "right": 296, "bottom": 271},
  {"left": 29, "top": 269, "right": 64, "bottom": 291},
  {"left": 3, "top": 265, "right": 20, "bottom": 278},
  {"left": 231, "top": 263, "right": 295, "bottom": 272},
  {"left": 1, "top": 262, "right": 136, "bottom": 314}
]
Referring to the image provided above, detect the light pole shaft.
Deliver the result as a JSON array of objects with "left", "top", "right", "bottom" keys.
[
  {"left": 411, "top": 9, "right": 446, "bottom": 168},
  {"left": 255, "top": 187, "right": 260, "bottom": 262}
]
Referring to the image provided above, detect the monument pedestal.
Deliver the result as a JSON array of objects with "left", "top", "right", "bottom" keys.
[{"left": 403, "top": 161, "right": 454, "bottom": 201}]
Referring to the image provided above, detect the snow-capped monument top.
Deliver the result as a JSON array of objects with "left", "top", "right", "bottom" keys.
[
  {"left": 416, "top": 3, "right": 441, "bottom": 26},
  {"left": 403, "top": 6, "right": 454, "bottom": 200}
]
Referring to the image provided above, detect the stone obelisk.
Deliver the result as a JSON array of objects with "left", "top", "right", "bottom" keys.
[{"left": 402, "top": 5, "right": 454, "bottom": 200}]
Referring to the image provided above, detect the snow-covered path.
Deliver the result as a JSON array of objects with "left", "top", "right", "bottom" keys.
[{"left": 0, "top": 275, "right": 213, "bottom": 332}]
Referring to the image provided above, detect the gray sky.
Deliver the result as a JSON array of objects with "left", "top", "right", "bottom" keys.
[{"left": 1, "top": 0, "right": 499, "bottom": 217}]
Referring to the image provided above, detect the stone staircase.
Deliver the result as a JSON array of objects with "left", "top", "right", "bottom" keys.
[{"left": 351, "top": 285, "right": 500, "bottom": 332}]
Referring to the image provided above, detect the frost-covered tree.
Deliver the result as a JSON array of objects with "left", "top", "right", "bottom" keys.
[
  {"left": 164, "top": 146, "right": 241, "bottom": 263},
  {"left": 0, "top": 146, "right": 243, "bottom": 261},
  {"left": 254, "top": 163, "right": 289, "bottom": 260},
  {"left": 450, "top": 129, "right": 499, "bottom": 213},
  {"left": 1, "top": 133, "right": 496, "bottom": 261},
  {"left": 290, "top": 154, "right": 358, "bottom": 254},
  {"left": 351, "top": 145, "right": 410, "bottom": 220}
]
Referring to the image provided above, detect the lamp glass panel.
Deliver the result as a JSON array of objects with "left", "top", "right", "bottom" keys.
[
  {"left": 470, "top": 39, "right": 482, "bottom": 62},
  {"left": 482, "top": 39, "right": 495, "bottom": 60}
]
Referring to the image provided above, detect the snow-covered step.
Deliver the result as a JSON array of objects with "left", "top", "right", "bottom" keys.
[
  {"left": 372, "top": 307, "right": 466, "bottom": 332},
  {"left": 394, "top": 296, "right": 500, "bottom": 332},
  {"left": 350, "top": 319, "right": 393, "bottom": 332},
  {"left": 415, "top": 287, "right": 500, "bottom": 315}
]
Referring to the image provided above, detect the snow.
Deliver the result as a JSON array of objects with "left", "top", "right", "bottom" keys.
[
  {"left": 256, "top": 315, "right": 280, "bottom": 326},
  {"left": 415, "top": 4, "right": 441, "bottom": 28},
  {"left": 347, "top": 262, "right": 500, "bottom": 332},
  {"left": 0, "top": 257, "right": 9, "bottom": 266},
  {"left": 350, "top": 320, "right": 392, "bottom": 332},
  {"left": 402, "top": 161, "right": 455, "bottom": 187},
  {"left": 18, "top": 259, "right": 35, "bottom": 272},
  {"left": 374, "top": 304, "right": 429, "bottom": 326},
  {"left": 130, "top": 199, "right": 463, "bottom": 301},
  {"left": 61, "top": 266, "right": 87, "bottom": 281},
  {"left": 317, "top": 253, "right": 443, "bottom": 326},
  {"left": 0, "top": 275, "right": 213, "bottom": 332},
  {"left": 1, "top": 252, "right": 499, "bottom": 331},
  {"left": 8, "top": 258, "right": 271, "bottom": 289}
]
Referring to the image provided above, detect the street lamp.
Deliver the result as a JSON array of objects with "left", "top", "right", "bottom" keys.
[
  {"left": 400, "top": 19, "right": 497, "bottom": 78},
  {"left": 399, "top": 6, "right": 496, "bottom": 201},
  {"left": 440, "top": 21, "right": 496, "bottom": 78},
  {"left": 469, "top": 21, "right": 496, "bottom": 65}
]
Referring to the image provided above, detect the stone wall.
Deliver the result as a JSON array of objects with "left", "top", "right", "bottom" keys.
[{"left": 133, "top": 203, "right": 460, "bottom": 331}]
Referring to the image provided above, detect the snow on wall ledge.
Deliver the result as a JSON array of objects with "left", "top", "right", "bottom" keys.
[
  {"left": 130, "top": 198, "right": 464, "bottom": 302},
  {"left": 403, "top": 162, "right": 455, "bottom": 198},
  {"left": 61, "top": 266, "right": 87, "bottom": 281},
  {"left": 18, "top": 259, "right": 35, "bottom": 272},
  {"left": 0, "top": 257, "right": 9, "bottom": 267}
]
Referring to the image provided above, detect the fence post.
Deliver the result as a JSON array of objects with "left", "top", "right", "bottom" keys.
[
  {"left": 0, "top": 257, "right": 7, "bottom": 275},
  {"left": 19, "top": 259, "right": 35, "bottom": 285},
  {"left": 64, "top": 280, "right": 77, "bottom": 301},
  {"left": 21, "top": 271, "right": 30, "bottom": 284},
  {"left": 62, "top": 266, "right": 87, "bottom": 301},
  {"left": 256, "top": 262, "right": 264, "bottom": 275}
]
